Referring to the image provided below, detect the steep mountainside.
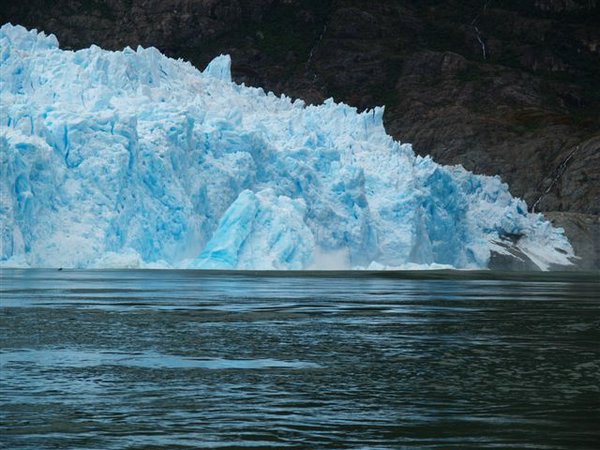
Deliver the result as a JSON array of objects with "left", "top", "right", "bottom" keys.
[{"left": 2, "top": 0, "right": 598, "bottom": 268}]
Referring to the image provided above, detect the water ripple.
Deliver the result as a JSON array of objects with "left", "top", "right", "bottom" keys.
[{"left": 1, "top": 269, "right": 599, "bottom": 449}]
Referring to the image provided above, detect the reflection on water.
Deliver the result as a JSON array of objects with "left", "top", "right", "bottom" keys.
[
  {"left": 1, "top": 269, "right": 599, "bottom": 449},
  {"left": 1, "top": 349, "right": 320, "bottom": 370}
]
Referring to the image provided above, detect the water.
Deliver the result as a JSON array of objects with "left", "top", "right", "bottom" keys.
[{"left": 1, "top": 269, "right": 599, "bottom": 449}]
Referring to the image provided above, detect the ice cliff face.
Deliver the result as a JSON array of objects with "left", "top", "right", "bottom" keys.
[{"left": 0, "top": 24, "right": 574, "bottom": 270}]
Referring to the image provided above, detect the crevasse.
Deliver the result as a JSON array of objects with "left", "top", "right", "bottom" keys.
[{"left": 0, "top": 24, "right": 574, "bottom": 270}]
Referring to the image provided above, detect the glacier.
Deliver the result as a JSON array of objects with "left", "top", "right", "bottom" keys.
[{"left": 0, "top": 24, "right": 574, "bottom": 270}]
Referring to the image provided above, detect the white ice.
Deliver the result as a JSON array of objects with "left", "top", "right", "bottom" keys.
[{"left": 0, "top": 24, "right": 575, "bottom": 270}]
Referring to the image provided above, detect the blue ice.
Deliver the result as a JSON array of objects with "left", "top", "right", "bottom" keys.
[{"left": 0, "top": 24, "right": 574, "bottom": 270}]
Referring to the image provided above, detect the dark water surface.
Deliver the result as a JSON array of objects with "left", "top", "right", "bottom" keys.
[{"left": 1, "top": 269, "right": 599, "bottom": 449}]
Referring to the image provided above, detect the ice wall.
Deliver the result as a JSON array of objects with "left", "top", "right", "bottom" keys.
[{"left": 0, "top": 24, "right": 574, "bottom": 270}]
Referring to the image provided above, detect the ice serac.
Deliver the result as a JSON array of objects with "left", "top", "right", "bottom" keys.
[
  {"left": 0, "top": 24, "right": 575, "bottom": 270},
  {"left": 203, "top": 54, "right": 232, "bottom": 82}
]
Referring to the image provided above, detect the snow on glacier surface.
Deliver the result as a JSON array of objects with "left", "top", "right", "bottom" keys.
[{"left": 0, "top": 24, "right": 574, "bottom": 270}]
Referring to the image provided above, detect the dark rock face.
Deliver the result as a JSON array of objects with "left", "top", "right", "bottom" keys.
[
  {"left": 545, "top": 212, "right": 600, "bottom": 270},
  {"left": 2, "top": 0, "right": 598, "bottom": 269}
]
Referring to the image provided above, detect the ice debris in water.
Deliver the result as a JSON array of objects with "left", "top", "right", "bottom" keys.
[{"left": 0, "top": 24, "right": 574, "bottom": 270}]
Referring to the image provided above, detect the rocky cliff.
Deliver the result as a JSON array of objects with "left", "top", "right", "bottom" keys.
[{"left": 2, "top": 0, "right": 598, "bottom": 268}]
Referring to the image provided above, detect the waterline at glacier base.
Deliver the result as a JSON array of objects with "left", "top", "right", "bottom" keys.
[{"left": 0, "top": 24, "right": 574, "bottom": 270}]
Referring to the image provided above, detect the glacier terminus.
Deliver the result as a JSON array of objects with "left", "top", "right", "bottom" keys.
[{"left": 0, "top": 24, "right": 575, "bottom": 270}]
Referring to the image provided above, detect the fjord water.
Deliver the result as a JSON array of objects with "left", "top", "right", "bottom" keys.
[{"left": 1, "top": 269, "right": 598, "bottom": 449}]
